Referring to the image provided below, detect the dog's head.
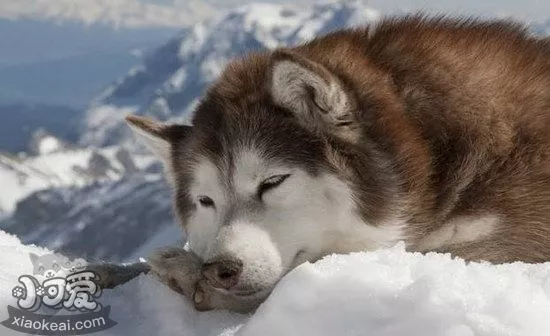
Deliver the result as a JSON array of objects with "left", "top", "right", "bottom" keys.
[{"left": 127, "top": 50, "right": 402, "bottom": 307}]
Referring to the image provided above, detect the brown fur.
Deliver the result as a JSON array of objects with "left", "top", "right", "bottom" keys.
[{"left": 139, "top": 16, "right": 550, "bottom": 264}]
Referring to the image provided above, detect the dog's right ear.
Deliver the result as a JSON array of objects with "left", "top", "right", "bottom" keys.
[
  {"left": 125, "top": 115, "right": 192, "bottom": 161},
  {"left": 267, "top": 50, "right": 360, "bottom": 143}
]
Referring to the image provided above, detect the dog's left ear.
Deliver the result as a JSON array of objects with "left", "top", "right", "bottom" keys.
[
  {"left": 268, "top": 49, "right": 357, "bottom": 135},
  {"left": 125, "top": 115, "right": 192, "bottom": 161}
]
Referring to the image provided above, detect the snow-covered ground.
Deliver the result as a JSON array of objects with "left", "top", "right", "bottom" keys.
[{"left": 2, "top": 230, "right": 550, "bottom": 336}]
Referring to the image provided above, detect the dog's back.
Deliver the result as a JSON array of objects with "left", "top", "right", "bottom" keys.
[
  {"left": 257, "top": 17, "right": 550, "bottom": 262},
  {"left": 300, "top": 18, "right": 550, "bottom": 262}
]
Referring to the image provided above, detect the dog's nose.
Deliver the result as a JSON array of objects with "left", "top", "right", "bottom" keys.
[{"left": 202, "top": 258, "right": 243, "bottom": 289}]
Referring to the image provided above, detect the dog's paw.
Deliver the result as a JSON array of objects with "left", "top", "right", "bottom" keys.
[
  {"left": 147, "top": 248, "right": 241, "bottom": 311},
  {"left": 147, "top": 247, "right": 264, "bottom": 313},
  {"left": 147, "top": 247, "right": 203, "bottom": 298}
]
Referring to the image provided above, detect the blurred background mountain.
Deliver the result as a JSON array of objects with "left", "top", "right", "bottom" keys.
[{"left": 1, "top": 0, "right": 550, "bottom": 262}]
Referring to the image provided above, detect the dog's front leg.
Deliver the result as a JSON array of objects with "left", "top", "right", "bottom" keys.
[
  {"left": 86, "top": 248, "right": 263, "bottom": 312},
  {"left": 85, "top": 261, "right": 151, "bottom": 289},
  {"left": 146, "top": 246, "right": 203, "bottom": 299}
]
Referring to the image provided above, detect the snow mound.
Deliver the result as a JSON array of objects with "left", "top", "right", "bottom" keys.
[
  {"left": 243, "top": 246, "right": 550, "bottom": 336},
  {"left": 1, "top": 232, "right": 550, "bottom": 336}
]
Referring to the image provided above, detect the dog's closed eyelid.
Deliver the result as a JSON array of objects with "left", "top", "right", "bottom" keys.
[
  {"left": 262, "top": 174, "right": 290, "bottom": 185},
  {"left": 257, "top": 174, "right": 291, "bottom": 199}
]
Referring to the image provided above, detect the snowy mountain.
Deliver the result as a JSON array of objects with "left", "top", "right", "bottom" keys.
[
  {"left": 0, "top": 144, "right": 155, "bottom": 215},
  {"left": 80, "top": 0, "right": 380, "bottom": 147},
  {"left": 0, "top": 142, "right": 173, "bottom": 261},
  {"left": 3, "top": 175, "right": 179, "bottom": 262},
  {"left": 28, "top": 129, "right": 71, "bottom": 155}
]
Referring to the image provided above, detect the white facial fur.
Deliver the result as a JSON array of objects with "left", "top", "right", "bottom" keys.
[{"left": 185, "top": 149, "right": 404, "bottom": 295}]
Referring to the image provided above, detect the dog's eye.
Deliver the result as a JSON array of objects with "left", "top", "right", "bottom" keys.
[
  {"left": 198, "top": 196, "right": 215, "bottom": 208},
  {"left": 258, "top": 174, "right": 290, "bottom": 198}
]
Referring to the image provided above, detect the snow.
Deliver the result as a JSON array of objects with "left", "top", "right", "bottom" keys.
[
  {"left": 81, "top": 105, "right": 138, "bottom": 146},
  {"left": 37, "top": 136, "right": 62, "bottom": 155},
  {"left": 0, "top": 155, "right": 50, "bottom": 214},
  {"left": 0, "top": 147, "right": 155, "bottom": 214},
  {"left": 166, "top": 68, "right": 188, "bottom": 92},
  {"left": 178, "top": 24, "right": 208, "bottom": 58},
  {"left": 238, "top": 3, "right": 309, "bottom": 48},
  {"left": 2, "top": 231, "right": 550, "bottom": 336},
  {"left": 244, "top": 246, "right": 550, "bottom": 336}
]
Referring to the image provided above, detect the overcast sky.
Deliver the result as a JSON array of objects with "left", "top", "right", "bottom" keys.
[
  {"left": 351, "top": 0, "right": 550, "bottom": 21},
  {"left": 205, "top": 0, "right": 550, "bottom": 22},
  {"left": 0, "top": 0, "right": 549, "bottom": 28}
]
